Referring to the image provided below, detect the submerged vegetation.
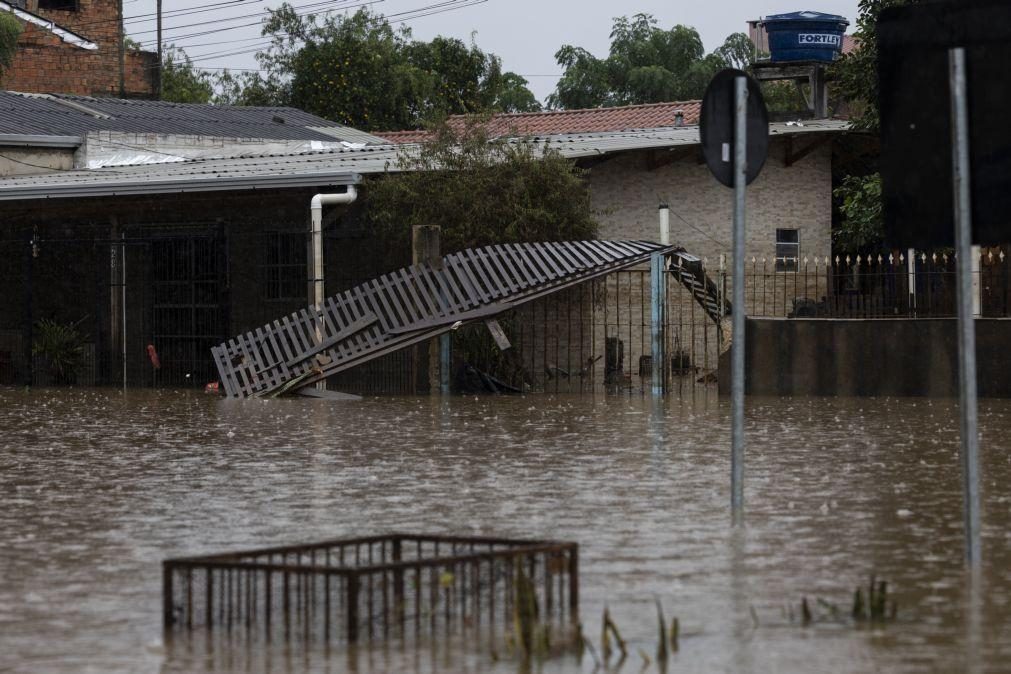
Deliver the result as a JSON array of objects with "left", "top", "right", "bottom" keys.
[{"left": 32, "top": 318, "right": 86, "bottom": 385}]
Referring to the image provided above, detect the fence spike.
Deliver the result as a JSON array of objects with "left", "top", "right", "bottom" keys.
[
  {"left": 987, "top": 250, "right": 994, "bottom": 262},
  {"left": 1001, "top": 251, "right": 1006, "bottom": 262},
  {"left": 877, "top": 254, "right": 884, "bottom": 264},
  {"left": 803, "top": 256, "right": 809, "bottom": 265},
  {"left": 751, "top": 256, "right": 757, "bottom": 263},
  {"left": 899, "top": 253, "right": 905, "bottom": 263},
  {"left": 921, "top": 253, "right": 927, "bottom": 263},
  {"left": 888, "top": 253, "right": 895, "bottom": 264},
  {"left": 845, "top": 255, "right": 851, "bottom": 265},
  {"left": 824, "top": 256, "right": 829, "bottom": 266},
  {"left": 942, "top": 253, "right": 948, "bottom": 264}
]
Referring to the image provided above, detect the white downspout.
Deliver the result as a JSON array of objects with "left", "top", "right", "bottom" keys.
[
  {"left": 308, "top": 187, "right": 358, "bottom": 389},
  {"left": 309, "top": 186, "right": 358, "bottom": 309}
]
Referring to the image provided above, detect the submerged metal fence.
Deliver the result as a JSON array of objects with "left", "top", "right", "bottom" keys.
[
  {"left": 741, "top": 250, "right": 1010, "bottom": 318},
  {"left": 163, "top": 534, "right": 578, "bottom": 645}
]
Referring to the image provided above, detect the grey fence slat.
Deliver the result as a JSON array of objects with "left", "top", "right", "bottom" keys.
[
  {"left": 447, "top": 256, "right": 488, "bottom": 306},
  {"left": 395, "top": 268, "right": 431, "bottom": 321},
  {"left": 482, "top": 246, "right": 521, "bottom": 294},
  {"left": 433, "top": 262, "right": 471, "bottom": 312},
  {"left": 368, "top": 278, "right": 402, "bottom": 333},
  {"left": 499, "top": 245, "right": 533, "bottom": 288},
  {"left": 384, "top": 272, "right": 422, "bottom": 326},
  {"left": 461, "top": 250, "right": 498, "bottom": 300}
]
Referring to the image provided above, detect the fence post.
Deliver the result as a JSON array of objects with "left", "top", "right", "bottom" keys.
[
  {"left": 346, "top": 571, "right": 360, "bottom": 642},
  {"left": 567, "top": 545, "right": 579, "bottom": 622},
  {"left": 392, "top": 540, "right": 405, "bottom": 628},
  {"left": 650, "top": 252, "right": 666, "bottom": 396},
  {"left": 162, "top": 561, "right": 174, "bottom": 628}
]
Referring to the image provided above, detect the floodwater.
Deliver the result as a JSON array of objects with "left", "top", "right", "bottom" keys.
[{"left": 1, "top": 387, "right": 1010, "bottom": 674}]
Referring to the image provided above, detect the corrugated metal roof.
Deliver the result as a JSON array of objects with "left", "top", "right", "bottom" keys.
[
  {"left": 0, "top": 91, "right": 388, "bottom": 144},
  {"left": 0, "top": 119, "right": 850, "bottom": 201}
]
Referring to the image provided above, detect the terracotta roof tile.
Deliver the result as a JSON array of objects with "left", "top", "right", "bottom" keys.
[{"left": 376, "top": 100, "right": 702, "bottom": 145}]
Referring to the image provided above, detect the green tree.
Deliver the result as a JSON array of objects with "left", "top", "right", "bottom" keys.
[
  {"left": 547, "top": 14, "right": 750, "bottom": 109},
  {"left": 366, "top": 121, "right": 598, "bottom": 265},
  {"left": 247, "top": 4, "right": 538, "bottom": 130},
  {"left": 0, "top": 11, "right": 23, "bottom": 83},
  {"left": 830, "top": 0, "right": 921, "bottom": 253},
  {"left": 160, "top": 45, "right": 214, "bottom": 104}
]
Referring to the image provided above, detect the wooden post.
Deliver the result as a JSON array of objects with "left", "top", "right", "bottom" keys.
[{"left": 412, "top": 226, "right": 445, "bottom": 393}]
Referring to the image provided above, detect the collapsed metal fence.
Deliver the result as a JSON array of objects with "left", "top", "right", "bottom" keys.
[{"left": 163, "top": 534, "right": 578, "bottom": 645}]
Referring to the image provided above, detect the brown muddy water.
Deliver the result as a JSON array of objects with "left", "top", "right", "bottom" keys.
[{"left": 1, "top": 387, "right": 1010, "bottom": 673}]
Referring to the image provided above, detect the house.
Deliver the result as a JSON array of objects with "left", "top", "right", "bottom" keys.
[
  {"left": 1, "top": 0, "right": 156, "bottom": 98},
  {"left": 0, "top": 95, "right": 852, "bottom": 391},
  {"left": 377, "top": 102, "right": 846, "bottom": 270}
]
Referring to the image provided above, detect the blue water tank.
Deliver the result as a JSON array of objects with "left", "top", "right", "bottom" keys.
[{"left": 763, "top": 10, "right": 850, "bottom": 62}]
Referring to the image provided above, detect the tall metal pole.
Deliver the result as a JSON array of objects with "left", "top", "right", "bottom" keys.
[
  {"left": 731, "top": 76, "right": 748, "bottom": 525},
  {"left": 949, "top": 47, "right": 981, "bottom": 566},
  {"left": 121, "top": 233, "right": 127, "bottom": 390},
  {"left": 650, "top": 252, "right": 666, "bottom": 396}
]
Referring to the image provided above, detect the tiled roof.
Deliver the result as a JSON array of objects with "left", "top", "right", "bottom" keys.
[
  {"left": 841, "top": 35, "right": 859, "bottom": 55},
  {"left": 0, "top": 91, "right": 388, "bottom": 144},
  {"left": 376, "top": 101, "right": 702, "bottom": 145}
]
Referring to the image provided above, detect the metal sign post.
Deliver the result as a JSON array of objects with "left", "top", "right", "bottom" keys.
[
  {"left": 700, "top": 68, "right": 768, "bottom": 526},
  {"left": 730, "top": 76, "right": 747, "bottom": 526},
  {"left": 949, "top": 47, "right": 982, "bottom": 566}
]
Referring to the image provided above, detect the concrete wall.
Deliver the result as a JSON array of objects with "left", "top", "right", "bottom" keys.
[
  {"left": 0, "top": 146, "right": 74, "bottom": 176},
  {"left": 719, "top": 318, "right": 1011, "bottom": 398},
  {"left": 588, "top": 138, "right": 833, "bottom": 264}
]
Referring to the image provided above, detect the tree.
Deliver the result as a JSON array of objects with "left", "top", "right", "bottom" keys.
[
  {"left": 160, "top": 45, "right": 214, "bottom": 104},
  {"left": 830, "top": 0, "right": 921, "bottom": 253},
  {"left": 244, "top": 4, "right": 539, "bottom": 130},
  {"left": 366, "top": 121, "right": 598, "bottom": 266},
  {"left": 0, "top": 11, "right": 22, "bottom": 83},
  {"left": 547, "top": 14, "right": 752, "bottom": 109}
]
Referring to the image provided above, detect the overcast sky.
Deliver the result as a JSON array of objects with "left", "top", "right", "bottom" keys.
[{"left": 125, "top": 0, "right": 860, "bottom": 103}]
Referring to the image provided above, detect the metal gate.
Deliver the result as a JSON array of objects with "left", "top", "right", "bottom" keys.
[{"left": 150, "top": 234, "right": 228, "bottom": 386}]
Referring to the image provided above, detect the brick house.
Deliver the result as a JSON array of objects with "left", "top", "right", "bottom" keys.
[
  {"left": 378, "top": 102, "right": 839, "bottom": 268},
  {"left": 1, "top": 0, "right": 156, "bottom": 97}
]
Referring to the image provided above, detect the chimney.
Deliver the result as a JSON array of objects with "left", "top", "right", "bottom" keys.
[{"left": 674, "top": 111, "right": 684, "bottom": 128}]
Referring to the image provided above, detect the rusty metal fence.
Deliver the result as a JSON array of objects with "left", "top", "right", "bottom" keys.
[{"left": 163, "top": 534, "right": 578, "bottom": 645}]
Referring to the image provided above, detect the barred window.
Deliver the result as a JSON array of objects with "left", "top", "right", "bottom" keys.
[
  {"left": 775, "top": 228, "right": 800, "bottom": 272},
  {"left": 262, "top": 232, "right": 305, "bottom": 301}
]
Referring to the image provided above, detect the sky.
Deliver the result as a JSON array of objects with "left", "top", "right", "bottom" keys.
[{"left": 124, "top": 0, "right": 860, "bottom": 104}]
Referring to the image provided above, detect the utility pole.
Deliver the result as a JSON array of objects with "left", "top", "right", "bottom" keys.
[
  {"left": 117, "top": 0, "right": 125, "bottom": 97},
  {"left": 156, "top": 0, "right": 163, "bottom": 99}
]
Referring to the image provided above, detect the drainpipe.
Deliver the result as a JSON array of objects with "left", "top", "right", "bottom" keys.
[
  {"left": 309, "top": 187, "right": 358, "bottom": 309},
  {"left": 308, "top": 187, "right": 358, "bottom": 388}
]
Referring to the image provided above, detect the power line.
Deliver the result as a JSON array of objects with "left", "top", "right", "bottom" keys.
[{"left": 182, "top": 0, "right": 488, "bottom": 61}]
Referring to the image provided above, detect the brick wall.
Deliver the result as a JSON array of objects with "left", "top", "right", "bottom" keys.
[
  {"left": 4, "top": 0, "right": 156, "bottom": 97},
  {"left": 588, "top": 137, "right": 833, "bottom": 264}
]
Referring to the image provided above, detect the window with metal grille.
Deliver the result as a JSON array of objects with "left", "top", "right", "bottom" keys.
[
  {"left": 262, "top": 232, "right": 305, "bottom": 301},
  {"left": 775, "top": 228, "right": 800, "bottom": 272}
]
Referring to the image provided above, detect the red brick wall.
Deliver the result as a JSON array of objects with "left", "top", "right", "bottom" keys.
[{"left": 3, "top": 0, "right": 156, "bottom": 97}]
